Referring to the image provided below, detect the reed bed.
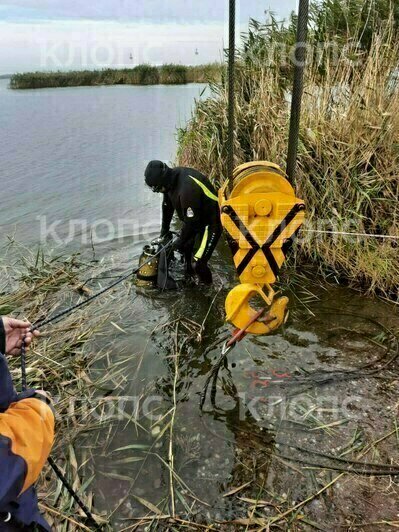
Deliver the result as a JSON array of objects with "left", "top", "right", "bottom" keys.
[
  {"left": 9, "top": 64, "right": 223, "bottom": 90},
  {"left": 0, "top": 245, "right": 133, "bottom": 529},
  {"left": 178, "top": 8, "right": 399, "bottom": 301}
]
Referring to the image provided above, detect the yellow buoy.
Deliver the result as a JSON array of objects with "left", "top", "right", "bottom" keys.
[{"left": 219, "top": 161, "right": 305, "bottom": 334}]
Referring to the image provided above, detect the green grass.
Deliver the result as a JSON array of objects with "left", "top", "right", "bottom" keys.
[{"left": 9, "top": 63, "right": 223, "bottom": 90}]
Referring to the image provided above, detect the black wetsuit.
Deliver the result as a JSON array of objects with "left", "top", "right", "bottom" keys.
[{"left": 160, "top": 167, "right": 222, "bottom": 282}]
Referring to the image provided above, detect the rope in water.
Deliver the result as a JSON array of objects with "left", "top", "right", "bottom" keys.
[
  {"left": 301, "top": 228, "right": 399, "bottom": 240},
  {"left": 200, "top": 314, "right": 399, "bottom": 475},
  {"left": 20, "top": 241, "right": 172, "bottom": 529}
]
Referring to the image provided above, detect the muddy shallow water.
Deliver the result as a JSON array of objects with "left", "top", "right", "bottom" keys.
[{"left": 73, "top": 238, "right": 399, "bottom": 530}]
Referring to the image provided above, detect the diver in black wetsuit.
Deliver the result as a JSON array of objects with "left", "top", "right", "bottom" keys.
[{"left": 145, "top": 160, "right": 222, "bottom": 284}]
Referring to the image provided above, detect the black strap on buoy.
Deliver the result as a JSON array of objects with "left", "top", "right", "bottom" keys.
[{"left": 286, "top": 0, "right": 310, "bottom": 181}]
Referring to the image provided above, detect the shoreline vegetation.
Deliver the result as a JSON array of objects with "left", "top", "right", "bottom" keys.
[
  {"left": 9, "top": 63, "right": 223, "bottom": 89},
  {"left": 0, "top": 247, "right": 128, "bottom": 529},
  {"left": 178, "top": 0, "right": 399, "bottom": 302}
]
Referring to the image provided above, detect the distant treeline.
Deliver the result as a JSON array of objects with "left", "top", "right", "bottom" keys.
[{"left": 9, "top": 64, "right": 223, "bottom": 90}]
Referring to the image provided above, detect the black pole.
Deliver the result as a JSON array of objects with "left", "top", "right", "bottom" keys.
[
  {"left": 48, "top": 457, "right": 101, "bottom": 530},
  {"left": 227, "top": 0, "right": 236, "bottom": 191},
  {"left": 286, "top": 0, "right": 309, "bottom": 181}
]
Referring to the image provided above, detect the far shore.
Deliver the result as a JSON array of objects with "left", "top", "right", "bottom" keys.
[{"left": 9, "top": 63, "right": 222, "bottom": 90}]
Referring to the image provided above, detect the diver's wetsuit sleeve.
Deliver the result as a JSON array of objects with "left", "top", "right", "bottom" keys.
[
  {"left": 161, "top": 193, "right": 175, "bottom": 236},
  {"left": 175, "top": 183, "right": 203, "bottom": 250}
]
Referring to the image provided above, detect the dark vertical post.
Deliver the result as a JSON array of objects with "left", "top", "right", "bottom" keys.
[
  {"left": 227, "top": 0, "right": 236, "bottom": 191},
  {"left": 286, "top": 0, "right": 309, "bottom": 181}
]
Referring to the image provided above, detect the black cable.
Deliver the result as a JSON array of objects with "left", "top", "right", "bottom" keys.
[
  {"left": 286, "top": 0, "right": 309, "bottom": 181},
  {"left": 199, "top": 335, "right": 230, "bottom": 410},
  {"left": 47, "top": 457, "right": 101, "bottom": 530},
  {"left": 32, "top": 240, "right": 172, "bottom": 331},
  {"left": 280, "top": 441, "right": 399, "bottom": 471},
  {"left": 199, "top": 317, "right": 399, "bottom": 475},
  {"left": 20, "top": 344, "right": 27, "bottom": 392},
  {"left": 201, "top": 315, "right": 398, "bottom": 407},
  {"left": 227, "top": 0, "right": 236, "bottom": 192},
  {"left": 32, "top": 269, "right": 133, "bottom": 330},
  {"left": 200, "top": 409, "right": 399, "bottom": 476}
]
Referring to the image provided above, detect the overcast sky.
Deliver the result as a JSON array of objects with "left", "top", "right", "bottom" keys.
[{"left": 0, "top": 1, "right": 298, "bottom": 74}]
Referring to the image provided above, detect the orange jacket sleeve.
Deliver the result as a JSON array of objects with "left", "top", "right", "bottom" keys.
[{"left": 0, "top": 397, "right": 55, "bottom": 494}]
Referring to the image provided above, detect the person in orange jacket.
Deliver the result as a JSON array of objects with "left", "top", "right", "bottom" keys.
[{"left": 0, "top": 317, "right": 54, "bottom": 531}]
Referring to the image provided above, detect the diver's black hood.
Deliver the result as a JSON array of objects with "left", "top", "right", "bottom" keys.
[{"left": 145, "top": 160, "right": 174, "bottom": 192}]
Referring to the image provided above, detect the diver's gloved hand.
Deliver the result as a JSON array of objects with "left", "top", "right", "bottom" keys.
[{"left": 151, "top": 231, "right": 173, "bottom": 246}]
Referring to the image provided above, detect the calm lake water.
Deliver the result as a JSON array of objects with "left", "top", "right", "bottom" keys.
[
  {"left": 1, "top": 79, "right": 398, "bottom": 529},
  {"left": 0, "top": 78, "right": 205, "bottom": 251}
]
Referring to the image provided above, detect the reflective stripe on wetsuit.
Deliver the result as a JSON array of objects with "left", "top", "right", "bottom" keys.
[
  {"left": 189, "top": 176, "right": 219, "bottom": 202},
  {"left": 194, "top": 225, "right": 222, "bottom": 262},
  {"left": 194, "top": 226, "right": 209, "bottom": 260},
  {"left": 188, "top": 176, "right": 218, "bottom": 261},
  {"left": 159, "top": 167, "right": 221, "bottom": 255}
]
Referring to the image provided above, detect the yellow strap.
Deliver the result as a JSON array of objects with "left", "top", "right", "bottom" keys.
[
  {"left": 189, "top": 176, "right": 218, "bottom": 202},
  {"left": 194, "top": 226, "right": 209, "bottom": 261}
]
